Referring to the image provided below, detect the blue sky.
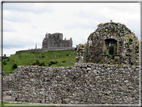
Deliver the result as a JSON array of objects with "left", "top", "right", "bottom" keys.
[{"left": 2, "top": 2, "right": 140, "bottom": 56}]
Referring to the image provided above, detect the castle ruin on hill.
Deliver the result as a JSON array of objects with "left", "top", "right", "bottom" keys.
[
  {"left": 16, "top": 33, "right": 75, "bottom": 53},
  {"left": 76, "top": 21, "right": 139, "bottom": 65},
  {"left": 42, "top": 33, "right": 73, "bottom": 49}
]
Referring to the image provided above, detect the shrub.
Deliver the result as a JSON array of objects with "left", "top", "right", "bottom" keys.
[
  {"left": 3, "top": 60, "right": 7, "bottom": 65},
  {"left": 104, "top": 50, "right": 107, "bottom": 54},
  {"left": 107, "top": 55, "right": 110, "bottom": 59},
  {"left": 12, "top": 64, "right": 17, "bottom": 70},
  {"left": 32, "top": 60, "right": 40, "bottom": 65},
  {"left": 7, "top": 58, "right": 10, "bottom": 61},
  {"left": 39, "top": 62, "right": 45, "bottom": 66},
  {"left": 62, "top": 61, "right": 66, "bottom": 63},
  {"left": 48, "top": 61, "right": 58, "bottom": 66},
  {"left": 36, "top": 60, "right": 40, "bottom": 65}
]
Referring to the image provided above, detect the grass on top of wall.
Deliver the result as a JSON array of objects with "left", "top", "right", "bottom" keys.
[{"left": 2, "top": 50, "right": 76, "bottom": 75}]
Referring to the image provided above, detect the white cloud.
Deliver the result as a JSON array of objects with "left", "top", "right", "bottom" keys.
[
  {"left": 3, "top": 3, "right": 53, "bottom": 13},
  {"left": 3, "top": 3, "right": 140, "bottom": 56}
]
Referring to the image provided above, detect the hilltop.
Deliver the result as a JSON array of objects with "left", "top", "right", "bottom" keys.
[{"left": 2, "top": 50, "right": 76, "bottom": 74}]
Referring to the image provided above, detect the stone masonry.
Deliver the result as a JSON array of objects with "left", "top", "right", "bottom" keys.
[
  {"left": 76, "top": 21, "right": 139, "bottom": 65},
  {"left": 3, "top": 64, "right": 139, "bottom": 104}
]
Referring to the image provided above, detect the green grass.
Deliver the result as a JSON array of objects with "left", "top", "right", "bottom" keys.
[
  {"left": 1, "top": 101, "right": 62, "bottom": 107},
  {"left": 2, "top": 50, "right": 76, "bottom": 75}
]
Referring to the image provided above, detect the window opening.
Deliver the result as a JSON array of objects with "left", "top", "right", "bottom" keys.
[{"left": 105, "top": 39, "right": 117, "bottom": 55}]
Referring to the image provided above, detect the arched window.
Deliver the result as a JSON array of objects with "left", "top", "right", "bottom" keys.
[{"left": 105, "top": 39, "right": 117, "bottom": 55}]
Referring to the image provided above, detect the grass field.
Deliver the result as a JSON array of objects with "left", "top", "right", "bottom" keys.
[
  {"left": 2, "top": 50, "right": 76, "bottom": 74},
  {"left": 1, "top": 101, "right": 63, "bottom": 107}
]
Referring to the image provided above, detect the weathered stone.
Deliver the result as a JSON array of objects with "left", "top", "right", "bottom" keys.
[
  {"left": 3, "top": 64, "right": 139, "bottom": 104},
  {"left": 76, "top": 21, "right": 139, "bottom": 65}
]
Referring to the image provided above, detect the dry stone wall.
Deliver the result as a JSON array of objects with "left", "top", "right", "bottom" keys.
[{"left": 3, "top": 64, "right": 140, "bottom": 104}]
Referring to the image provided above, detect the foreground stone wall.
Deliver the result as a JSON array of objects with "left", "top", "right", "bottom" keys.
[
  {"left": 4, "top": 64, "right": 139, "bottom": 104},
  {"left": 3, "top": 74, "right": 15, "bottom": 97}
]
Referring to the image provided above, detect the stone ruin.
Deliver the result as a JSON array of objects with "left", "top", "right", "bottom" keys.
[
  {"left": 42, "top": 33, "right": 73, "bottom": 49},
  {"left": 76, "top": 21, "right": 139, "bottom": 65},
  {"left": 16, "top": 32, "right": 74, "bottom": 53}
]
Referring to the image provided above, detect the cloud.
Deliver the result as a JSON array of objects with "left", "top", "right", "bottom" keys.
[
  {"left": 3, "top": 3, "right": 53, "bottom": 14},
  {"left": 3, "top": 20, "right": 16, "bottom": 32},
  {"left": 3, "top": 32, "right": 37, "bottom": 49},
  {"left": 3, "top": 10, "right": 31, "bottom": 22}
]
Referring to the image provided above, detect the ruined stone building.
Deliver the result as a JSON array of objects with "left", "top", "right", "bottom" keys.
[
  {"left": 42, "top": 33, "right": 73, "bottom": 49},
  {"left": 76, "top": 21, "right": 139, "bottom": 65},
  {"left": 16, "top": 32, "right": 74, "bottom": 53}
]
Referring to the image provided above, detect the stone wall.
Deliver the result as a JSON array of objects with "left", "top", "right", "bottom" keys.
[
  {"left": 16, "top": 47, "right": 75, "bottom": 53},
  {"left": 3, "top": 64, "right": 140, "bottom": 104},
  {"left": 3, "top": 74, "right": 15, "bottom": 96},
  {"left": 76, "top": 44, "right": 86, "bottom": 63}
]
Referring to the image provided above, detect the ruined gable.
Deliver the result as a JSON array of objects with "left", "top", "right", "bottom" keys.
[{"left": 77, "top": 22, "right": 139, "bottom": 65}]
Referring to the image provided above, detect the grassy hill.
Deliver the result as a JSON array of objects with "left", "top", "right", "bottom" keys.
[{"left": 2, "top": 50, "right": 76, "bottom": 74}]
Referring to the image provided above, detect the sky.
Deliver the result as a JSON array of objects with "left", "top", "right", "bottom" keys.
[{"left": 2, "top": 2, "right": 140, "bottom": 56}]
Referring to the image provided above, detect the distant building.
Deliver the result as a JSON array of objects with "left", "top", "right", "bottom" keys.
[
  {"left": 16, "top": 32, "right": 74, "bottom": 53},
  {"left": 42, "top": 33, "right": 72, "bottom": 49}
]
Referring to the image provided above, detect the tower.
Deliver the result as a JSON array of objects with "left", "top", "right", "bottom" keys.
[{"left": 35, "top": 43, "right": 37, "bottom": 49}]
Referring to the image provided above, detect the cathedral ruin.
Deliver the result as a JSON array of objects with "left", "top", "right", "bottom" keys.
[
  {"left": 16, "top": 32, "right": 74, "bottom": 53},
  {"left": 42, "top": 33, "right": 73, "bottom": 49},
  {"left": 76, "top": 21, "right": 139, "bottom": 65}
]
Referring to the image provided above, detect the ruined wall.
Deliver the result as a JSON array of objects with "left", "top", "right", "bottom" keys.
[
  {"left": 16, "top": 48, "right": 75, "bottom": 53},
  {"left": 4, "top": 64, "right": 139, "bottom": 104},
  {"left": 76, "top": 44, "right": 86, "bottom": 63},
  {"left": 78, "top": 22, "right": 139, "bottom": 65}
]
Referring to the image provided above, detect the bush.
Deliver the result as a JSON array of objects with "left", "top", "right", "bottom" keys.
[
  {"left": 36, "top": 60, "right": 40, "bottom": 65},
  {"left": 39, "top": 62, "right": 45, "bottom": 66},
  {"left": 7, "top": 58, "right": 10, "bottom": 61},
  {"left": 62, "top": 61, "right": 66, "bottom": 63},
  {"left": 32, "top": 60, "right": 40, "bottom": 65},
  {"left": 3, "top": 60, "right": 7, "bottom": 65},
  {"left": 107, "top": 55, "right": 110, "bottom": 59},
  {"left": 42, "top": 56, "right": 45, "bottom": 58},
  {"left": 12, "top": 64, "right": 17, "bottom": 70},
  {"left": 48, "top": 61, "right": 57, "bottom": 66},
  {"left": 66, "top": 53, "right": 69, "bottom": 56}
]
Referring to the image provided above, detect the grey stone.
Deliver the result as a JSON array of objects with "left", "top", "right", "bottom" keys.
[{"left": 3, "top": 63, "right": 139, "bottom": 104}]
